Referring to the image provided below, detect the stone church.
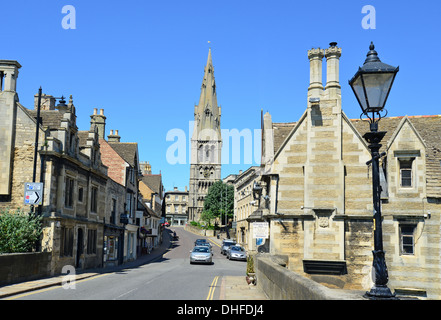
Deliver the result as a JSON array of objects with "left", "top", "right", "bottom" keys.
[{"left": 188, "top": 49, "right": 222, "bottom": 222}]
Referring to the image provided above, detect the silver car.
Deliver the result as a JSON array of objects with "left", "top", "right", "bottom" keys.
[
  {"left": 227, "top": 245, "right": 247, "bottom": 261},
  {"left": 221, "top": 239, "right": 235, "bottom": 255},
  {"left": 190, "top": 246, "right": 213, "bottom": 264}
]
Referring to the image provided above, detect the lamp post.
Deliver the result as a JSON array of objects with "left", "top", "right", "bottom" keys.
[{"left": 349, "top": 42, "right": 399, "bottom": 299}]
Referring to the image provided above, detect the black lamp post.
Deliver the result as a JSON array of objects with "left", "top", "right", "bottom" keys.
[{"left": 349, "top": 42, "right": 399, "bottom": 299}]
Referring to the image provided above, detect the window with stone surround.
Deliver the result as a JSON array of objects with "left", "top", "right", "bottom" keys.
[
  {"left": 87, "top": 229, "right": 97, "bottom": 254},
  {"left": 400, "top": 224, "right": 416, "bottom": 255},
  {"left": 60, "top": 227, "right": 74, "bottom": 257},
  {"left": 399, "top": 159, "right": 413, "bottom": 187},
  {"left": 91, "top": 186, "right": 98, "bottom": 213},
  {"left": 65, "top": 177, "right": 74, "bottom": 208},
  {"left": 78, "top": 187, "right": 84, "bottom": 203}
]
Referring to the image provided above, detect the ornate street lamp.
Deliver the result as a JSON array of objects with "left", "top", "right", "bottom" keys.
[
  {"left": 252, "top": 182, "right": 263, "bottom": 201},
  {"left": 349, "top": 42, "right": 399, "bottom": 299}
]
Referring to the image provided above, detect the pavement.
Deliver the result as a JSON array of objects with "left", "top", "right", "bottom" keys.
[{"left": 0, "top": 228, "right": 268, "bottom": 300}]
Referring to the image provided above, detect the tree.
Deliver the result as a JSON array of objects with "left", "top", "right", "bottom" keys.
[
  {"left": 203, "top": 180, "right": 234, "bottom": 226},
  {"left": 0, "top": 208, "right": 42, "bottom": 253}
]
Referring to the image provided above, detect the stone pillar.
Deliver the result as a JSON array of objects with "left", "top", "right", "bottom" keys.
[{"left": 0, "top": 60, "right": 21, "bottom": 195}]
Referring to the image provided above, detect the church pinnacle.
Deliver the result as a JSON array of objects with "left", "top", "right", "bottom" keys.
[{"left": 194, "top": 48, "right": 221, "bottom": 136}]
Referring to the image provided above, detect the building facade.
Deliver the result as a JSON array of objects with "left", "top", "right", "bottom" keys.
[
  {"left": 0, "top": 59, "right": 149, "bottom": 274},
  {"left": 0, "top": 59, "right": 112, "bottom": 273},
  {"left": 188, "top": 49, "right": 222, "bottom": 222},
  {"left": 100, "top": 129, "right": 141, "bottom": 262},
  {"left": 165, "top": 187, "right": 189, "bottom": 226},
  {"left": 258, "top": 43, "right": 441, "bottom": 299},
  {"left": 233, "top": 166, "right": 261, "bottom": 251},
  {"left": 139, "top": 168, "right": 165, "bottom": 248}
]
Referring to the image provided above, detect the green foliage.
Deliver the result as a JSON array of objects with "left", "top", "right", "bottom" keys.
[
  {"left": 203, "top": 180, "right": 234, "bottom": 225},
  {"left": 247, "top": 254, "right": 255, "bottom": 274},
  {"left": 0, "top": 208, "right": 42, "bottom": 253}
]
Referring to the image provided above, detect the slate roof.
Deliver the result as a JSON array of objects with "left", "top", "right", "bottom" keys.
[
  {"left": 271, "top": 114, "right": 441, "bottom": 198},
  {"left": 28, "top": 109, "right": 64, "bottom": 129},
  {"left": 107, "top": 142, "right": 138, "bottom": 167},
  {"left": 272, "top": 122, "right": 296, "bottom": 154},
  {"left": 141, "top": 174, "right": 163, "bottom": 195},
  {"left": 77, "top": 131, "right": 90, "bottom": 148},
  {"left": 352, "top": 115, "right": 441, "bottom": 198}
]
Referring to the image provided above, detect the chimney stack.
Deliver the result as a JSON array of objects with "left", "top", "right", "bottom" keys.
[
  {"left": 90, "top": 108, "right": 106, "bottom": 139},
  {"left": 107, "top": 129, "right": 121, "bottom": 142},
  {"left": 307, "top": 48, "right": 325, "bottom": 99},
  {"left": 324, "top": 42, "right": 342, "bottom": 96}
]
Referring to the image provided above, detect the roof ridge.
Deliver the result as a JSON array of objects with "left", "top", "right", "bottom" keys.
[{"left": 350, "top": 115, "right": 441, "bottom": 121}]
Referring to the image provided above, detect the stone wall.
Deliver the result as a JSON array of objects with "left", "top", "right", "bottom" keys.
[
  {"left": 0, "top": 252, "right": 52, "bottom": 286},
  {"left": 254, "top": 254, "right": 364, "bottom": 300}
]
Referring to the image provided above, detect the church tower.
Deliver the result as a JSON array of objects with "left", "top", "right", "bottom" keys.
[{"left": 188, "top": 48, "right": 222, "bottom": 222}]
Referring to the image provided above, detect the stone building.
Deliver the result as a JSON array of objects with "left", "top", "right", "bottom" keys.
[
  {"left": 0, "top": 58, "right": 147, "bottom": 273},
  {"left": 188, "top": 49, "right": 222, "bottom": 222},
  {"left": 100, "top": 129, "right": 141, "bottom": 262},
  {"left": 258, "top": 43, "right": 441, "bottom": 299},
  {"left": 233, "top": 166, "right": 261, "bottom": 251},
  {"left": 164, "top": 187, "right": 189, "bottom": 226},
  {"left": 139, "top": 168, "right": 165, "bottom": 248},
  {"left": 0, "top": 58, "right": 111, "bottom": 273}
]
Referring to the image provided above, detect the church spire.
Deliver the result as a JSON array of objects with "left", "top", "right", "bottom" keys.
[{"left": 194, "top": 48, "right": 221, "bottom": 136}]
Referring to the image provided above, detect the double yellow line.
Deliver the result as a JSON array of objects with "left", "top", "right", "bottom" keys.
[{"left": 206, "top": 276, "right": 219, "bottom": 300}]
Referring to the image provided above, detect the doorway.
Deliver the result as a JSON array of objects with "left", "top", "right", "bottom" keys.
[{"left": 76, "top": 228, "right": 84, "bottom": 268}]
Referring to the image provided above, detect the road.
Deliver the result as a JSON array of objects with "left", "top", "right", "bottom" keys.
[{"left": 7, "top": 227, "right": 246, "bottom": 300}]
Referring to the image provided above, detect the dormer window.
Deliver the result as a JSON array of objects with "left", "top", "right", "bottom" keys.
[
  {"left": 394, "top": 150, "right": 420, "bottom": 190},
  {"left": 399, "top": 159, "right": 413, "bottom": 187}
]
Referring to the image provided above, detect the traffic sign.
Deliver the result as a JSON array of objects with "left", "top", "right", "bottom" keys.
[{"left": 24, "top": 182, "right": 43, "bottom": 205}]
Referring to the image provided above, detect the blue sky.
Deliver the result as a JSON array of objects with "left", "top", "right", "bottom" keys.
[{"left": 1, "top": 0, "right": 440, "bottom": 192}]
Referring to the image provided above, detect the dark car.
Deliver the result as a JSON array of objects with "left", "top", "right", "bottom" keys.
[
  {"left": 195, "top": 239, "right": 212, "bottom": 248},
  {"left": 220, "top": 239, "right": 235, "bottom": 255}
]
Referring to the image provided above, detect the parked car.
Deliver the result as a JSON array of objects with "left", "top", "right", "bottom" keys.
[
  {"left": 190, "top": 246, "right": 213, "bottom": 264},
  {"left": 227, "top": 245, "right": 247, "bottom": 261},
  {"left": 220, "top": 239, "right": 235, "bottom": 255},
  {"left": 195, "top": 239, "right": 212, "bottom": 248}
]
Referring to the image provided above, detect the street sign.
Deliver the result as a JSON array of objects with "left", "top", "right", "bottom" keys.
[
  {"left": 24, "top": 182, "right": 43, "bottom": 205},
  {"left": 252, "top": 222, "right": 269, "bottom": 239}
]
